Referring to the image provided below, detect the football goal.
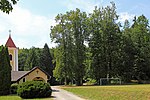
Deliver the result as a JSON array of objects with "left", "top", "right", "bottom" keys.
[{"left": 99, "top": 78, "right": 122, "bottom": 85}]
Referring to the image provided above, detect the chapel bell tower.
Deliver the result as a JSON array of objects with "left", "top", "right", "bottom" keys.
[{"left": 5, "top": 33, "right": 18, "bottom": 71}]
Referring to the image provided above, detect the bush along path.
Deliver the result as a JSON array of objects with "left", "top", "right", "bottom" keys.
[
  {"left": 51, "top": 86, "right": 85, "bottom": 100},
  {"left": 17, "top": 81, "right": 52, "bottom": 99}
]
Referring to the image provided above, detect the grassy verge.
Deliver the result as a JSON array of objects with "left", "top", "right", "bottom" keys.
[
  {"left": 0, "top": 95, "right": 53, "bottom": 100},
  {"left": 62, "top": 84, "right": 150, "bottom": 100}
]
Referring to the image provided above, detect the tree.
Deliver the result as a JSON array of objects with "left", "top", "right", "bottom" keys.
[
  {"left": 119, "top": 19, "right": 135, "bottom": 82},
  {"left": 130, "top": 15, "right": 150, "bottom": 82},
  {"left": 53, "top": 47, "right": 63, "bottom": 82},
  {"left": 51, "top": 13, "right": 75, "bottom": 85},
  {"left": 0, "top": 0, "right": 18, "bottom": 14},
  {"left": 51, "top": 9, "right": 88, "bottom": 86},
  {"left": 24, "top": 47, "right": 39, "bottom": 71},
  {"left": 18, "top": 48, "right": 29, "bottom": 71},
  {"left": 70, "top": 9, "right": 87, "bottom": 85},
  {"left": 89, "top": 2, "right": 122, "bottom": 84},
  {"left": 0, "top": 46, "right": 11, "bottom": 95},
  {"left": 19, "top": 48, "right": 42, "bottom": 71},
  {"left": 40, "top": 43, "right": 53, "bottom": 77}
]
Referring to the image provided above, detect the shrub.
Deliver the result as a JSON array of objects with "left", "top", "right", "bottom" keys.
[
  {"left": 86, "top": 78, "right": 96, "bottom": 85},
  {"left": 17, "top": 81, "right": 52, "bottom": 99},
  {"left": 10, "top": 84, "right": 18, "bottom": 94}
]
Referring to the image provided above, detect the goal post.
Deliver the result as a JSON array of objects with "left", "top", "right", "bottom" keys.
[{"left": 100, "top": 78, "right": 121, "bottom": 85}]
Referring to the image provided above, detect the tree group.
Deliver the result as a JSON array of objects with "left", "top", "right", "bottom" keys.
[
  {"left": 50, "top": 2, "right": 150, "bottom": 85},
  {"left": 18, "top": 44, "right": 54, "bottom": 83}
]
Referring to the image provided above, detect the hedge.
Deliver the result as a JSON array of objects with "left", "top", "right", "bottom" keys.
[{"left": 17, "top": 81, "right": 52, "bottom": 99}]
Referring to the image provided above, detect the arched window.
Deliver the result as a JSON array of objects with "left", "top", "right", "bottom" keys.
[
  {"left": 23, "top": 78, "right": 25, "bottom": 82},
  {"left": 9, "top": 54, "right": 12, "bottom": 61}
]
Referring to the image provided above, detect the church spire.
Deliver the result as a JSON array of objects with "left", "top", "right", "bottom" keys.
[{"left": 6, "top": 31, "right": 16, "bottom": 48}]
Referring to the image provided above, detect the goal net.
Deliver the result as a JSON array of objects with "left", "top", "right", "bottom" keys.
[{"left": 99, "top": 78, "right": 121, "bottom": 85}]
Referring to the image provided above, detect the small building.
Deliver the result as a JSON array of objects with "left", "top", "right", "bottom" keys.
[
  {"left": 11, "top": 67, "right": 50, "bottom": 84},
  {"left": 4, "top": 34, "right": 50, "bottom": 83}
]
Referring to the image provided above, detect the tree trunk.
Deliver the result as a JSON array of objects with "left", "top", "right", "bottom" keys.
[{"left": 75, "top": 78, "right": 82, "bottom": 86}]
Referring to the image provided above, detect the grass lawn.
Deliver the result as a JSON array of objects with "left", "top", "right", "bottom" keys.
[
  {"left": 62, "top": 84, "right": 150, "bottom": 100},
  {"left": 0, "top": 95, "right": 21, "bottom": 100},
  {"left": 0, "top": 95, "right": 53, "bottom": 100}
]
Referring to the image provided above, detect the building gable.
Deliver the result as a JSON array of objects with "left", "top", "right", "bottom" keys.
[{"left": 11, "top": 67, "right": 50, "bottom": 83}]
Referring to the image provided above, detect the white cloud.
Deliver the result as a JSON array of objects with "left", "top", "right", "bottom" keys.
[
  {"left": 0, "top": 1, "right": 137, "bottom": 49},
  {"left": 63, "top": 0, "right": 103, "bottom": 13},
  {"left": 118, "top": 12, "right": 135, "bottom": 23},
  {"left": 0, "top": 6, "right": 56, "bottom": 48}
]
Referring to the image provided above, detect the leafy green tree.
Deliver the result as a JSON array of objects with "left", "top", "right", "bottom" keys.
[
  {"left": 51, "top": 9, "right": 88, "bottom": 86},
  {"left": 119, "top": 20, "right": 135, "bottom": 82},
  {"left": 130, "top": 15, "right": 150, "bottom": 82},
  {"left": 69, "top": 9, "right": 87, "bottom": 85},
  {"left": 24, "top": 47, "right": 39, "bottom": 70},
  {"left": 18, "top": 48, "right": 29, "bottom": 71},
  {"left": 19, "top": 48, "right": 41, "bottom": 71},
  {"left": 0, "top": 46, "right": 11, "bottom": 95},
  {"left": 84, "top": 47, "right": 92, "bottom": 80},
  {"left": 0, "top": 0, "right": 18, "bottom": 14},
  {"left": 51, "top": 13, "right": 75, "bottom": 85},
  {"left": 89, "top": 2, "right": 122, "bottom": 83},
  {"left": 53, "top": 46, "right": 64, "bottom": 84}
]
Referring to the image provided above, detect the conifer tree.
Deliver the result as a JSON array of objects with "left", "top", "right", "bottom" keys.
[
  {"left": 0, "top": 46, "right": 11, "bottom": 95},
  {"left": 40, "top": 43, "right": 53, "bottom": 77}
]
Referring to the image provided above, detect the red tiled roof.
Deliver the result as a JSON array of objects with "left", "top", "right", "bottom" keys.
[{"left": 5, "top": 35, "right": 16, "bottom": 48}]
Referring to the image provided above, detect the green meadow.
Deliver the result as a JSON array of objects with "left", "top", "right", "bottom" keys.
[{"left": 62, "top": 84, "right": 150, "bottom": 100}]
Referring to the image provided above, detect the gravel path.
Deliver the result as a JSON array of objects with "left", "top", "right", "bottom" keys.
[{"left": 51, "top": 86, "right": 85, "bottom": 100}]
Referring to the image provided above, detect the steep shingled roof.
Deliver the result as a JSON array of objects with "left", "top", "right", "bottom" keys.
[
  {"left": 5, "top": 34, "right": 16, "bottom": 48},
  {"left": 11, "top": 71, "right": 29, "bottom": 82}
]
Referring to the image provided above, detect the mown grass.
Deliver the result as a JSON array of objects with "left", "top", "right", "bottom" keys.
[
  {"left": 0, "top": 95, "right": 21, "bottom": 100},
  {"left": 0, "top": 95, "right": 53, "bottom": 100},
  {"left": 62, "top": 84, "right": 150, "bottom": 100}
]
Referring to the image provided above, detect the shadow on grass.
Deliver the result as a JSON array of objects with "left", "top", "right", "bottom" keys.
[
  {"left": 0, "top": 94, "right": 55, "bottom": 100},
  {"left": 23, "top": 96, "right": 55, "bottom": 100}
]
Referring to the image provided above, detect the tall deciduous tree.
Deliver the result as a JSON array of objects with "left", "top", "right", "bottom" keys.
[
  {"left": 69, "top": 9, "right": 87, "bottom": 85},
  {"left": 130, "top": 15, "right": 150, "bottom": 82},
  {"left": 51, "top": 13, "right": 75, "bottom": 85},
  {"left": 117, "top": 19, "right": 135, "bottom": 82},
  {"left": 51, "top": 8, "right": 88, "bottom": 85},
  {"left": 89, "top": 2, "right": 122, "bottom": 83}
]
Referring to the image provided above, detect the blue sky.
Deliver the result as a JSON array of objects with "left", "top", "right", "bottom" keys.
[{"left": 0, "top": 0, "right": 150, "bottom": 48}]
